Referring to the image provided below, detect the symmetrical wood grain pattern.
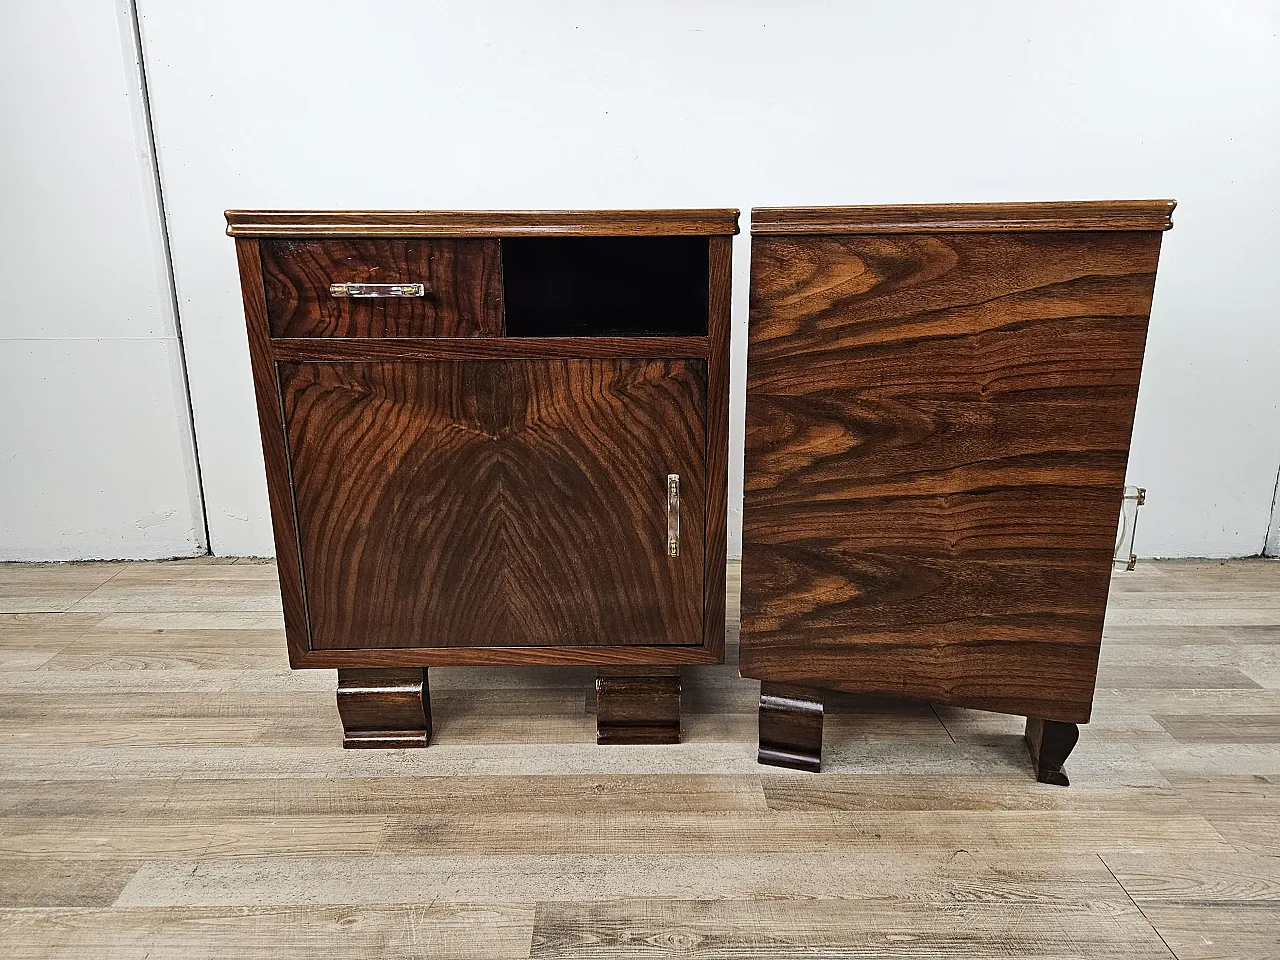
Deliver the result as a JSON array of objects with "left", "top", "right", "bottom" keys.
[
  {"left": 259, "top": 238, "right": 502, "bottom": 338},
  {"left": 230, "top": 210, "right": 733, "bottom": 743},
  {"left": 751, "top": 200, "right": 1176, "bottom": 235},
  {"left": 336, "top": 668, "right": 431, "bottom": 749},
  {"left": 1026, "top": 717, "right": 1081, "bottom": 786},
  {"left": 758, "top": 682, "right": 825, "bottom": 773},
  {"left": 742, "top": 203, "right": 1173, "bottom": 741},
  {"left": 227, "top": 208, "right": 741, "bottom": 238},
  {"left": 3, "top": 557, "right": 1280, "bottom": 958},
  {"left": 595, "top": 667, "right": 681, "bottom": 744},
  {"left": 278, "top": 358, "right": 706, "bottom": 651}
]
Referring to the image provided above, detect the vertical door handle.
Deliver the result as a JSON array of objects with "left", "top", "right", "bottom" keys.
[{"left": 667, "top": 474, "right": 680, "bottom": 557}]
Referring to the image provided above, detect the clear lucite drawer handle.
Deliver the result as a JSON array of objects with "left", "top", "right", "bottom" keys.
[
  {"left": 329, "top": 282, "right": 427, "bottom": 298},
  {"left": 667, "top": 474, "right": 680, "bottom": 557}
]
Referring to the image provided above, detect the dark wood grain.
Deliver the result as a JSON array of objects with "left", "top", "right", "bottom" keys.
[
  {"left": 741, "top": 214, "right": 1169, "bottom": 725},
  {"left": 596, "top": 666, "right": 681, "bottom": 744},
  {"left": 1026, "top": 717, "right": 1080, "bottom": 786},
  {"left": 751, "top": 200, "right": 1175, "bottom": 235},
  {"left": 234, "top": 238, "right": 311, "bottom": 667},
  {"left": 758, "top": 682, "right": 825, "bottom": 772},
  {"left": 227, "top": 208, "right": 741, "bottom": 238},
  {"left": 278, "top": 359, "right": 706, "bottom": 651},
  {"left": 703, "top": 236, "right": 733, "bottom": 663},
  {"left": 270, "top": 336, "right": 710, "bottom": 362},
  {"left": 231, "top": 209, "right": 733, "bottom": 727},
  {"left": 260, "top": 238, "right": 502, "bottom": 338},
  {"left": 336, "top": 668, "right": 430, "bottom": 748},
  {"left": 281, "top": 642, "right": 725, "bottom": 669}
]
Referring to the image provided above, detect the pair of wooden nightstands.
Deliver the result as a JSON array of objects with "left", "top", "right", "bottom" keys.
[{"left": 229, "top": 200, "right": 1173, "bottom": 785}]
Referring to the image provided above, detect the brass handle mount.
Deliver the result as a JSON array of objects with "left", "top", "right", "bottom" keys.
[
  {"left": 329, "top": 282, "right": 427, "bottom": 298},
  {"left": 667, "top": 474, "right": 680, "bottom": 557}
]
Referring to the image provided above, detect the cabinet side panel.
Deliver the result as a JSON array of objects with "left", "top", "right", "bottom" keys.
[
  {"left": 703, "top": 236, "right": 732, "bottom": 663},
  {"left": 234, "top": 238, "right": 310, "bottom": 663},
  {"left": 741, "top": 231, "right": 1164, "bottom": 722},
  {"left": 279, "top": 358, "right": 706, "bottom": 650}
]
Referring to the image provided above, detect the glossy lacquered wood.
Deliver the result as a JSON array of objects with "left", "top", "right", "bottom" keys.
[
  {"left": 234, "top": 239, "right": 308, "bottom": 653},
  {"left": 742, "top": 201, "right": 1173, "bottom": 780},
  {"left": 231, "top": 210, "right": 735, "bottom": 746},
  {"left": 227, "top": 208, "right": 741, "bottom": 238},
  {"left": 595, "top": 667, "right": 681, "bottom": 745},
  {"left": 336, "top": 668, "right": 431, "bottom": 749},
  {"left": 758, "top": 683, "right": 825, "bottom": 773},
  {"left": 1026, "top": 718, "right": 1082, "bottom": 786},
  {"left": 260, "top": 238, "right": 502, "bottom": 338},
  {"left": 751, "top": 200, "right": 1176, "bottom": 235},
  {"left": 278, "top": 358, "right": 706, "bottom": 651},
  {"left": 703, "top": 237, "right": 732, "bottom": 667},
  {"left": 269, "top": 336, "right": 711, "bottom": 362}
]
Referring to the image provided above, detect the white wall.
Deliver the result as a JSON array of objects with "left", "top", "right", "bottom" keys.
[
  {"left": 135, "top": 0, "right": 1280, "bottom": 559},
  {"left": 1268, "top": 482, "right": 1280, "bottom": 557},
  {"left": 0, "top": 0, "right": 205, "bottom": 561}
]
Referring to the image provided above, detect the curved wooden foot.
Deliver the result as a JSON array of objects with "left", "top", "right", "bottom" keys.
[
  {"left": 596, "top": 667, "right": 680, "bottom": 744},
  {"left": 337, "top": 668, "right": 431, "bottom": 749},
  {"left": 758, "top": 683, "right": 824, "bottom": 772},
  {"left": 1025, "top": 717, "right": 1079, "bottom": 786}
]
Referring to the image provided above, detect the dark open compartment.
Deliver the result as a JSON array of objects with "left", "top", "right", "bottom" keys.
[{"left": 501, "top": 236, "right": 709, "bottom": 337}]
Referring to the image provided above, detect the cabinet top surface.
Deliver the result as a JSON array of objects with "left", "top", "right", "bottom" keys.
[
  {"left": 226, "top": 209, "right": 741, "bottom": 238},
  {"left": 750, "top": 200, "right": 1175, "bottom": 235}
]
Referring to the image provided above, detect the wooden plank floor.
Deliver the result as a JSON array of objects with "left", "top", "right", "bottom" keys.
[{"left": 1, "top": 558, "right": 1278, "bottom": 959}]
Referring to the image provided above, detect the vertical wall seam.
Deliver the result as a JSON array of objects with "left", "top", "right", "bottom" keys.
[
  {"left": 1264, "top": 457, "right": 1280, "bottom": 557},
  {"left": 124, "top": 0, "right": 212, "bottom": 554}
]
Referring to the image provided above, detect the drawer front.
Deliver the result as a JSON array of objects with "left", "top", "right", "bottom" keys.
[
  {"left": 278, "top": 358, "right": 707, "bottom": 650},
  {"left": 261, "top": 238, "right": 502, "bottom": 338}
]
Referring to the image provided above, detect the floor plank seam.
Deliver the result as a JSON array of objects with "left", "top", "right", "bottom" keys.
[{"left": 1099, "top": 853, "right": 1182, "bottom": 960}]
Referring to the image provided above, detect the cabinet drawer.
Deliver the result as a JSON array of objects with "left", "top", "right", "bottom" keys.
[{"left": 260, "top": 238, "right": 503, "bottom": 338}]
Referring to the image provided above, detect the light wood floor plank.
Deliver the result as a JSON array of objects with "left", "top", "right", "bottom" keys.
[
  {"left": 0, "top": 566, "right": 122, "bottom": 614},
  {"left": 0, "top": 904, "right": 535, "bottom": 960},
  {"left": 377, "top": 810, "right": 1231, "bottom": 856},
  {"left": 0, "top": 775, "right": 769, "bottom": 818},
  {"left": 528, "top": 899, "right": 1174, "bottom": 959},
  {"left": 0, "top": 815, "right": 389, "bottom": 859},
  {"left": 762, "top": 773, "right": 1191, "bottom": 813},
  {"left": 1104, "top": 852, "right": 1280, "bottom": 902},
  {"left": 0, "top": 858, "right": 140, "bottom": 908},
  {"left": 1134, "top": 904, "right": 1280, "bottom": 960},
  {"left": 112, "top": 851, "right": 1129, "bottom": 908}
]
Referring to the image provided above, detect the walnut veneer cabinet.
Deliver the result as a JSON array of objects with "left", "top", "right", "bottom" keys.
[
  {"left": 741, "top": 201, "right": 1174, "bottom": 783},
  {"left": 227, "top": 209, "right": 736, "bottom": 747}
]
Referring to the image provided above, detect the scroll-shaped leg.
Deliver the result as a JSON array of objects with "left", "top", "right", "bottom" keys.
[
  {"left": 1025, "top": 717, "right": 1080, "bottom": 786},
  {"left": 337, "top": 667, "right": 431, "bottom": 749},
  {"left": 596, "top": 666, "right": 680, "bottom": 744},
  {"left": 758, "top": 682, "right": 825, "bottom": 773}
]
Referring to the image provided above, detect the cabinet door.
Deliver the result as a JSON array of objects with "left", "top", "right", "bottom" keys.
[{"left": 278, "top": 358, "right": 705, "bottom": 650}]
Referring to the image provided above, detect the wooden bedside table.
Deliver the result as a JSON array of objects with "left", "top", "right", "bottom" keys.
[
  {"left": 741, "top": 200, "right": 1174, "bottom": 783},
  {"left": 227, "top": 209, "right": 736, "bottom": 747}
]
